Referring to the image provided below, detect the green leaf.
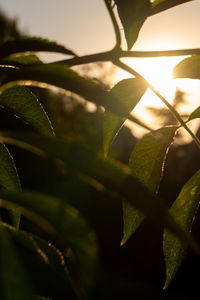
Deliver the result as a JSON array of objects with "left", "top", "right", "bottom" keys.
[
  {"left": 0, "top": 225, "right": 35, "bottom": 299},
  {"left": 188, "top": 106, "right": 200, "bottom": 121},
  {"left": 0, "top": 222, "right": 74, "bottom": 297},
  {"left": 0, "top": 190, "right": 98, "bottom": 299},
  {"left": 5, "top": 54, "right": 42, "bottom": 65},
  {"left": 0, "top": 86, "right": 54, "bottom": 137},
  {"left": 0, "top": 55, "right": 41, "bottom": 70},
  {"left": 0, "top": 36, "right": 76, "bottom": 59},
  {"left": 0, "top": 143, "right": 21, "bottom": 228},
  {"left": 0, "top": 130, "right": 197, "bottom": 252},
  {"left": 103, "top": 78, "right": 147, "bottom": 156},
  {"left": 150, "top": 0, "right": 195, "bottom": 16},
  {"left": 2, "top": 63, "right": 143, "bottom": 118},
  {"left": 114, "top": 0, "right": 151, "bottom": 49},
  {"left": 163, "top": 169, "right": 200, "bottom": 289},
  {"left": 122, "top": 126, "right": 177, "bottom": 245},
  {"left": 173, "top": 55, "right": 200, "bottom": 79}
]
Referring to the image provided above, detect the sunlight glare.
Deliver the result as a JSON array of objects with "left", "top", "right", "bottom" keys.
[
  {"left": 115, "top": 56, "right": 183, "bottom": 108},
  {"left": 114, "top": 54, "right": 200, "bottom": 142},
  {"left": 114, "top": 56, "right": 187, "bottom": 137}
]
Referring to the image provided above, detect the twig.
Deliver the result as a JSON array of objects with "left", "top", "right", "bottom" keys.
[
  {"left": 104, "top": 0, "right": 121, "bottom": 50},
  {"left": 120, "top": 48, "right": 200, "bottom": 58}
]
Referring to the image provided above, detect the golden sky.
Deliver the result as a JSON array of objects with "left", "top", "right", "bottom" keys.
[
  {"left": 0, "top": 0, "right": 200, "bottom": 139},
  {"left": 0, "top": 0, "right": 199, "bottom": 54}
]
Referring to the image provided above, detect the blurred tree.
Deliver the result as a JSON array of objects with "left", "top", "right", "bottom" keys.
[{"left": 0, "top": 9, "right": 21, "bottom": 43}]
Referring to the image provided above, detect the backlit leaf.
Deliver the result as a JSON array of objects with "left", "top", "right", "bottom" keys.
[
  {"left": 188, "top": 106, "right": 200, "bottom": 121},
  {"left": 163, "top": 169, "right": 200, "bottom": 289},
  {"left": 0, "top": 225, "right": 35, "bottom": 299},
  {"left": 0, "top": 190, "right": 98, "bottom": 299},
  {"left": 173, "top": 55, "right": 200, "bottom": 79},
  {"left": 0, "top": 86, "right": 54, "bottom": 137},
  {"left": 122, "top": 126, "right": 177, "bottom": 245},
  {"left": 5, "top": 54, "right": 42, "bottom": 65},
  {"left": 2, "top": 64, "right": 144, "bottom": 118},
  {"left": 150, "top": 0, "right": 195, "bottom": 16},
  {"left": 103, "top": 78, "right": 147, "bottom": 156},
  {"left": 114, "top": 0, "right": 151, "bottom": 49},
  {"left": 0, "top": 36, "right": 76, "bottom": 59},
  {"left": 0, "top": 143, "right": 21, "bottom": 228}
]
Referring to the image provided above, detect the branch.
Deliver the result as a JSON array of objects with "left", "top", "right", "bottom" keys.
[
  {"left": 54, "top": 47, "right": 200, "bottom": 67},
  {"left": 54, "top": 50, "right": 115, "bottom": 67},
  {"left": 120, "top": 48, "right": 200, "bottom": 58}
]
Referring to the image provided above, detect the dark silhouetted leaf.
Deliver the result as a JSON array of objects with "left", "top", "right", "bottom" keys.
[
  {"left": 173, "top": 55, "right": 200, "bottom": 79},
  {"left": 0, "top": 143, "right": 21, "bottom": 228},
  {"left": 150, "top": 0, "right": 195, "bottom": 16},
  {"left": 2, "top": 63, "right": 145, "bottom": 118},
  {"left": 122, "top": 126, "right": 177, "bottom": 245},
  {"left": 163, "top": 169, "right": 200, "bottom": 289},
  {"left": 0, "top": 130, "right": 198, "bottom": 253},
  {"left": 0, "top": 225, "right": 35, "bottom": 299},
  {"left": 0, "top": 36, "right": 76, "bottom": 59},
  {"left": 0, "top": 86, "right": 54, "bottom": 137},
  {"left": 103, "top": 78, "right": 147, "bottom": 156},
  {"left": 1, "top": 222, "right": 74, "bottom": 296},
  {"left": 114, "top": 0, "right": 151, "bottom": 49},
  {"left": 0, "top": 190, "right": 98, "bottom": 299},
  {"left": 188, "top": 106, "right": 200, "bottom": 121}
]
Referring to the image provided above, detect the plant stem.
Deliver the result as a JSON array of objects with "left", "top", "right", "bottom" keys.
[
  {"left": 120, "top": 48, "right": 200, "bottom": 58},
  {"left": 113, "top": 59, "right": 200, "bottom": 149},
  {"left": 56, "top": 47, "right": 200, "bottom": 67},
  {"left": 104, "top": 0, "right": 121, "bottom": 50}
]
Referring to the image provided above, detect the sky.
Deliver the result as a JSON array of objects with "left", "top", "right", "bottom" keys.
[
  {"left": 0, "top": 0, "right": 200, "bottom": 54},
  {"left": 0, "top": 0, "right": 200, "bottom": 139}
]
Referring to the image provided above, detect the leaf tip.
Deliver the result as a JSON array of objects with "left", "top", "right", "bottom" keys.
[
  {"left": 162, "top": 282, "right": 169, "bottom": 291},
  {"left": 120, "top": 240, "right": 125, "bottom": 247},
  {"left": 120, "top": 235, "right": 129, "bottom": 246}
]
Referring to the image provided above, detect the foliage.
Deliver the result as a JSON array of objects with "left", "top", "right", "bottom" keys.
[{"left": 0, "top": 1, "right": 199, "bottom": 299}]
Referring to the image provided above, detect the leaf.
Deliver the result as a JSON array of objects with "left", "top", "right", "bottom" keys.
[
  {"left": 150, "top": 0, "right": 195, "bottom": 16},
  {"left": 0, "top": 225, "right": 36, "bottom": 299},
  {"left": 5, "top": 54, "right": 42, "bottom": 65},
  {"left": 0, "top": 143, "right": 21, "bottom": 228},
  {"left": 103, "top": 78, "right": 147, "bottom": 156},
  {"left": 0, "top": 130, "right": 197, "bottom": 253},
  {"left": 0, "top": 36, "right": 76, "bottom": 59},
  {"left": 188, "top": 106, "right": 200, "bottom": 121},
  {"left": 173, "top": 55, "right": 200, "bottom": 79},
  {"left": 0, "top": 222, "right": 74, "bottom": 297},
  {"left": 114, "top": 0, "right": 151, "bottom": 49},
  {"left": 122, "top": 126, "right": 177, "bottom": 245},
  {"left": 0, "top": 55, "right": 41, "bottom": 70},
  {"left": 163, "top": 169, "right": 200, "bottom": 289},
  {"left": 0, "top": 190, "right": 98, "bottom": 299},
  {"left": 0, "top": 86, "right": 54, "bottom": 137},
  {"left": 2, "top": 63, "right": 143, "bottom": 118}
]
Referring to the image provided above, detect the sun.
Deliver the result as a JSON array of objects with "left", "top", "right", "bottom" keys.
[
  {"left": 114, "top": 55, "right": 188, "bottom": 136},
  {"left": 115, "top": 56, "right": 184, "bottom": 108}
]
